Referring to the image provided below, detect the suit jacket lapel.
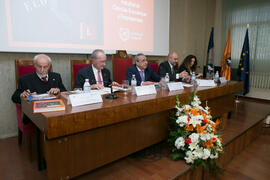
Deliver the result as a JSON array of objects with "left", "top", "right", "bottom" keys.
[
  {"left": 133, "top": 65, "right": 141, "bottom": 82},
  {"left": 165, "top": 61, "right": 172, "bottom": 75},
  {"left": 144, "top": 67, "right": 151, "bottom": 81},
  {"left": 101, "top": 69, "right": 107, "bottom": 84},
  {"left": 89, "top": 65, "right": 97, "bottom": 84}
]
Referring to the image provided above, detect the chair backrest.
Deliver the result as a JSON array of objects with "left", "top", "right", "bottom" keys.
[
  {"left": 15, "top": 60, "right": 35, "bottom": 87},
  {"left": 71, "top": 59, "right": 92, "bottom": 89},
  {"left": 112, "top": 50, "right": 133, "bottom": 84},
  {"left": 148, "top": 60, "right": 159, "bottom": 73}
]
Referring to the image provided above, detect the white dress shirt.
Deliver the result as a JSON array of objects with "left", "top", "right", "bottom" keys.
[{"left": 92, "top": 65, "right": 103, "bottom": 85}]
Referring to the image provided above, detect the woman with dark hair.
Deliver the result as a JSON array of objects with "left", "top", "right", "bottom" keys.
[{"left": 179, "top": 55, "right": 202, "bottom": 78}]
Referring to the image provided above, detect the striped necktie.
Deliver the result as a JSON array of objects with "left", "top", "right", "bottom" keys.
[
  {"left": 97, "top": 70, "right": 102, "bottom": 84},
  {"left": 42, "top": 76, "right": 47, "bottom": 83},
  {"left": 139, "top": 71, "right": 145, "bottom": 82}
]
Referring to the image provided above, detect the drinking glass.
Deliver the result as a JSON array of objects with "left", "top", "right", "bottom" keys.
[{"left": 122, "top": 80, "right": 129, "bottom": 90}]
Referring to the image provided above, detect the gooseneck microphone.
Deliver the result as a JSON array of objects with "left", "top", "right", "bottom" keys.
[{"left": 105, "top": 84, "right": 118, "bottom": 99}]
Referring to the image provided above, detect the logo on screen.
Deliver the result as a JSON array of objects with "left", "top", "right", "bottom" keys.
[{"left": 119, "top": 28, "right": 130, "bottom": 42}]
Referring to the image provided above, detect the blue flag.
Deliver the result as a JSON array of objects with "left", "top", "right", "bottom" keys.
[
  {"left": 206, "top": 27, "right": 214, "bottom": 73},
  {"left": 238, "top": 29, "right": 250, "bottom": 95}
]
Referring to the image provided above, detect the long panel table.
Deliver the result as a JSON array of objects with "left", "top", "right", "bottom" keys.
[{"left": 22, "top": 81, "right": 243, "bottom": 180}]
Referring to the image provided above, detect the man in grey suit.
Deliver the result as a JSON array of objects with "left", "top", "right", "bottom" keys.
[{"left": 75, "top": 49, "right": 118, "bottom": 89}]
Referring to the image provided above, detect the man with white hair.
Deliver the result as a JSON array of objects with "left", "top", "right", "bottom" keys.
[
  {"left": 12, "top": 54, "right": 66, "bottom": 123},
  {"left": 75, "top": 49, "right": 119, "bottom": 89}
]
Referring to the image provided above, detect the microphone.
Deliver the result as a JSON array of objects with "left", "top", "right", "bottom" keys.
[{"left": 105, "top": 84, "right": 118, "bottom": 99}]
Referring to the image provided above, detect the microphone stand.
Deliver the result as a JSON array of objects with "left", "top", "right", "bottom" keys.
[{"left": 105, "top": 84, "right": 118, "bottom": 99}]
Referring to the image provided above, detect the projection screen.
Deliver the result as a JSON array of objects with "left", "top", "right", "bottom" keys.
[{"left": 0, "top": 0, "right": 169, "bottom": 55}]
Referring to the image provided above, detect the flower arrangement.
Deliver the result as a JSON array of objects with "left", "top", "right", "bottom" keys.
[{"left": 168, "top": 90, "right": 223, "bottom": 175}]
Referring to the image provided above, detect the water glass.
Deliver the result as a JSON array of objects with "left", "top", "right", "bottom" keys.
[{"left": 122, "top": 80, "right": 129, "bottom": 90}]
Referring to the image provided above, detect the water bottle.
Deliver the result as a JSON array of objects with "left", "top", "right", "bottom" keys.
[
  {"left": 131, "top": 74, "right": 137, "bottom": 93},
  {"left": 165, "top": 73, "right": 170, "bottom": 83},
  {"left": 214, "top": 71, "right": 220, "bottom": 83},
  {"left": 83, "top": 79, "right": 91, "bottom": 93},
  {"left": 131, "top": 74, "right": 137, "bottom": 86},
  {"left": 191, "top": 72, "right": 196, "bottom": 85}
]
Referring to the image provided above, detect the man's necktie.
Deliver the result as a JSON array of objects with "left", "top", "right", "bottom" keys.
[
  {"left": 97, "top": 70, "right": 102, "bottom": 84},
  {"left": 42, "top": 77, "right": 47, "bottom": 83},
  {"left": 172, "top": 67, "right": 176, "bottom": 78},
  {"left": 139, "top": 71, "right": 145, "bottom": 82}
]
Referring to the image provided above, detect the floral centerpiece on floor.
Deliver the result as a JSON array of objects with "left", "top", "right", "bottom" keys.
[{"left": 168, "top": 89, "right": 223, "bottom": 175}]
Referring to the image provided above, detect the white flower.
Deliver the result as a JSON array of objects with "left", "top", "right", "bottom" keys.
[
  {"left": 194, "top": 115, "right": 204, "bottom": 121},
  {"left": 184, "top": 105, "right": 191, "bottom": 110},
  {"left": 206, "top": 124, "right": 213, "bottom": 132},
  {"left": 210, "top": 152, "right": 218, "bottom": 159},
  {"left": 209, "top": 134, "right": 218, "bottom": 139},
  {"left": 176, "top": 115, "right": 189, "bottom": 125},
  {"left": 189, "top": 133, "right": 199, "bottom": 144},
  {"left": 188, "top": 142, "right": 199, "bottom": 151},
  {"left": 206, "top": 114, "right": 212, "bottom": 120},
  {"left": 202, "top": 149, "right": 211, "bottom": 160},
  {"left": 190, "top": 115, "right": 203, "bottom": 127},
  {"left": 198, "top": 106, "right": 207, "bottom": 113},
  {"left": 185, "top": 151, "right": 195, "bottom": 163},
  {"left": 175, "top": 137, "right": 185, "bottom": 149},
  {"left": 216, "top": 138, "right": 222, "bottom": 147},
  {"left": 191, "top": 101, "right": 200, "bottom": 108},
  {"left": 193, "top": 95, "right": 201, "bottom": 103},
  {"left": 200, "top": 133, "right": 211, "bottom": 141},
  {"left": 193, "top": 147, "right": 204, "bottom": 159},
  {"left": 191, "top": 96, "right": 201, "bottom": 107}
]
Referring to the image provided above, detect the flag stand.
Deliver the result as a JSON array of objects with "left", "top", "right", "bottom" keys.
[{"left": 235, "top": 95, "right": 240, "bottom": 103}]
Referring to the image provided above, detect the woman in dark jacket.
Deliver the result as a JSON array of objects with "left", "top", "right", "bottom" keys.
[{"left": 179, "top": 55, "right": 202, "bottom": 78}]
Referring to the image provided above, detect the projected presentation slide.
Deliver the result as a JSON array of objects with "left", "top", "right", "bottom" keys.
[{"left": 3, "top": 0, "right": 154, "bottom": 53}]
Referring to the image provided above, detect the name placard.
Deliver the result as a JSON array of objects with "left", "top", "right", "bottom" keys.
[
  {"left": 135, "top": 85, "right": 157, "bottom": 96},
  {"left": 167, "top": 82, "right": 184, "bottom": 91},
  {"left": 196, "top": 79, "right": 216, "bottom": 87},
  {"left": 69, "top": 92, "right": 103, "bottom": 107},
  {"left": 176, "top": 73, "right": 180, "bottom": 79},
  {"left": 220, "top": 77, "right": 227, "bottom": 84}
]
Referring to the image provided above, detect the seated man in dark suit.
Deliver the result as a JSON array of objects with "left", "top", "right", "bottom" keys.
[
  {"left": 75, "top": 49, "right": 119, "bottom": 89},
  {"left": 127, "top": 53, "right": 161, "bottom": 86},
  {"left": 11, "top": 54, "right": 67, "bottom": 124},
  {"left": 158, "top": 51, "right": 189, "bottom": 81}
]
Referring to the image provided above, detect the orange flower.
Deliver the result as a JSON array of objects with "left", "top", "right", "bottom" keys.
[
  {"left": 184, "top": 106, "right": 189, "bottom": 112},
  {"left": 204, "top": 140, "right": 214, "bottom": 148},
  {"left": 202, "top": 113, "right": 207, "bottom": 120},
  {"left": 215, "top": 119, "right": 221, "bottom": 127},
  {"left": 212, "top": 127, "right": 217, "bottom": 134},
  {"left": 185, "top": 124, "right": 194, "bottom": 131},
  {"left": 218, "top": 137, "right": 223, "bottom": 143},
  {"left": 196, "top": 124, "right": 207, "bottom": 134},
  {"left": 191, "top": 108, "right": 199, "bottom": 116},
  {"left": 216, "top": 148, "right": 223, "bottom": 152}
]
